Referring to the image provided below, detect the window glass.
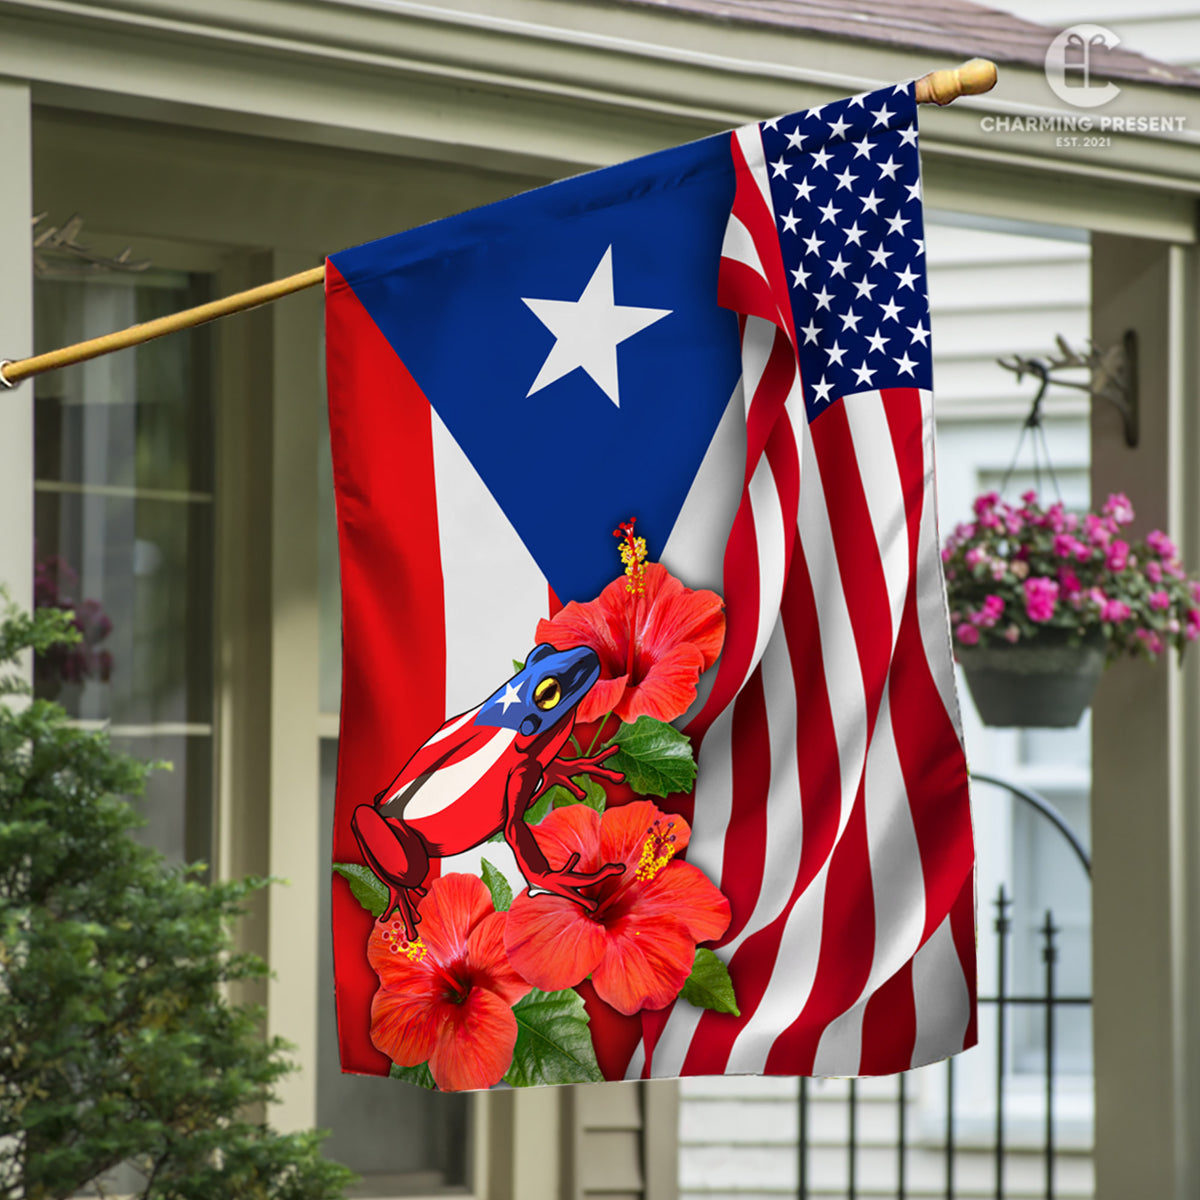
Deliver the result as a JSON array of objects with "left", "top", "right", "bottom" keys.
[{"left": 33, "top": 272, "right": 215, "bottom": 866}]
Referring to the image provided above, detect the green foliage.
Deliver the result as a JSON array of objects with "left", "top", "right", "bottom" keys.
[
  {"left": 679, "top": 947, "right": 740, "bottom": 1016},
  {"left": 503, "top": 988, "right": 603, "bottom": 1088},
  {"left": 0, "top": 597, "right": 354, "bottom": 1200},
  {"left": 479, "top": 859, "right": 513, "bottom": 912},
  {"left": 331, "top": 863, "right": 389, "bottom": 920},
  {"left": 605, "top": 716, "right": 698, "bottom": 797},
  {"left": 387, "top": 1062, "right": 436, "bottom": 1090}
]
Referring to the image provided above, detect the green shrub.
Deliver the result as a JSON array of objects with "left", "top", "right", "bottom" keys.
[{"left": 0, "top": 600, "right": 354, "bottom": 1200}]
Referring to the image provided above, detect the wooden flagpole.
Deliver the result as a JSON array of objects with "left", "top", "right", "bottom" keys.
[{"left": 0, "top": 58, "right": 996, "bottom": 389}]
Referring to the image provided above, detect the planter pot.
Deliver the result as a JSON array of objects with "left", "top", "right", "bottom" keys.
[{"left": 957, "top": 631, "right": 1107, "bottom": 729}]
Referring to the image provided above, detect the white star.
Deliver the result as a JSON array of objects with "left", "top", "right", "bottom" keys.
[
  {"left": 868, "top": 245, "right": 893, "bottom": 268},
  {"left": 781, "top": 209, "right": 801, "bottom": 234},
  {"left": 800, "top": 318, "right": 822, "bottom": 344},
  {"left": 886, "top": 212, "right": 911, "bottom": 237},
  {"left": 811, "top": 147, "right": 833, "bottom": 171},
  {"left": 812, "top": 376, "right": 835, "bottom": 404},
  {"left": 911, "top": 237, "right": 925, "bottom": 256},
  {"left": 906, "top": 179, "right": 922, "bottom": 203},
  {"left": 840, "top": 308, "right": 862, "bottom": 332},
  {"left": 843, "top": 221, "right": 865, "bottom": 246},
  {"left": 826, "top": 340, "right": 848, "bottom": 366},
  {"left": 852, "top": 276, "right": 877, "bottom": 299},
  {"left": 893, "top": 82, "right": 909, "bottom": 95},
  {"left": 852, "top": 361, "right": 876, "bottom": 386},
  {"left": 813, "top": 285, "right": 834, "bottom": 310},
  {"left": 834, "top": 166, "right": 858, "bottom": 191},
  {"left": 849, "top": 92, "right": 869, "bottom": 108},
  {"left": 806, "top": 104, "right": 826, "bottom": 119},
  {"left": 872, "top": 103, "right": 895, "bottom": 127},
  {"left": 803, "top": 231, "right": 825, "bottom": 256},
  {"left": 523, "top": 246, "right": 671, "bottom": 408},
  {"left": 794, "top": 178, "right": 816, "bottom": 201},
  {"left": 895, "top": 264, "right": 919, "bottom": 290},
  {"left": 852, "top": 135, "right": 874, "bottom": 159},
  {"left": 786, "top": 128, "right": 808, "bottom": 151},
  {"left": 828, "top": 253, "right": 850, "bottom": 278},
  {"left": 865, "top": 328, "right": 890, "bottom": 353},
  {"left": 860, "top": 189, "right": 884, "bottom": 214},
  {"left": 818, "top": 199, "right": 841, "bottom": 224},
  {"left": 770, "top": 157, "right": 792, "bottom": 179},
  {"left": 496, "top": 680, "right": 522, "bottom": 712},
  {"left": 908, "top": 321, "right": 930, "bottom": 346},
  {"left": 790, "top": 263, "right": 811, "bottom": 288},
  {"left": 763, "top": 116, "right": 782, "bottom": 130},
  {"left": 827, "top": 114, "right": 851, "bottom": 139},
  {"left": 899, "top": 126, "right": 918, "bottom": 146},
  {"left": 894, "top": 351, "right": 917, "bottom": 376},
  {"left": 879, "top": 297, "right": 903, "bottom": 322},
  {"left": 878, "top": 156, "right": 901, "bottom": 180}
]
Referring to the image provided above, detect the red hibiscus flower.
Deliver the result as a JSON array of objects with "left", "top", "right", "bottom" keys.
[
  {"left": 368, "top": 873, "right": 530, "bottom": 1091},
  {"left": 535, "top": 563, "right": 725, "bottom": 724},
  {"left": 503, "top": 800, "right": 731, "bottom": 1015}
]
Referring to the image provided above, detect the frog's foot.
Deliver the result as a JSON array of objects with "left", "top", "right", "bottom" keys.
[
  {"left": 524, "top": 853, "right": 626, "bottom": 909},
  {"left": 351, "top": 805, "right": 431, "bottom": 941},
  {"left": 544, "top": 744, "right": 625, "bottom": 794}
]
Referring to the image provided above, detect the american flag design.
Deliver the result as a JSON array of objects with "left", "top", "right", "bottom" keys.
[
  {"left": 325, "top": 81, "right": 974, "bottom": 1082},
  {"left": 639, "top": 84, "right": 976, "bottom": 1079}
]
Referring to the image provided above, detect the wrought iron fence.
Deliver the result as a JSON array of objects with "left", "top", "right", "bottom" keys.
[{"left": 795, "top": 774, "right": 1093, "bottom": 1200}]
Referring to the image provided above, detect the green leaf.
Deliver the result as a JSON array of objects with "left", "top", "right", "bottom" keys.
[
  {"left": 389, "top": 1061, "right": 437, "bottom": 1090},
  {"left": 480, "top": 859, "right": 513, "bottom": 912},
  {"left": 605, "top": 716, "right": 697, "bottom": 798},
  {"left": 332, "top": 863, "right": 388, "bottom": 919},
  {"left": 680, "top": 947, "right": 740, "bottom": 1016},
  {"left": 504, "top": 987, "right": 604, "bottom": 1087},
  {"left": 552, "top": 774, "right": 608, "bottom": 813},
  {"left": 524, "top": 788, "right": 558, "bottom": 825},
  {"left": 512, "top": 659, "right": 525, "bottom": 674}
]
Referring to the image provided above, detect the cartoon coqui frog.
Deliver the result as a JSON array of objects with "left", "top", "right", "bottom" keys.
[{"left": 351, "top": 644, "right": 625, "bottom": 940}]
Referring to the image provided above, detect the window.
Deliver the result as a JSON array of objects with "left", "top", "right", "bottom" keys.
[{"left": 33, "top": 270, "right": 215, "bottom": 867}]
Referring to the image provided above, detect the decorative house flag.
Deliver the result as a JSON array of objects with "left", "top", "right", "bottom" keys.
[{"left": 325, "top": 81, "right": 975, "bottom": 1091}]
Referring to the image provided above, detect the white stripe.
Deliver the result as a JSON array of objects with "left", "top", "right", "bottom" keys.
[
  {"left": 843, "top": 388, "right": 910, "bottom": 656},
  {"left": 746, "top": 452, "right": 787, "bottom": 671},
  {"left": 740, "top": 314, "right": 775, "bottom": 420},
  {"left": 733, "top": 121, "right": 774, "bottom": 215},
  {"left": 432, "top": 412, "right": 549, "bottom": 718},
  {"left": 810, "top": 682, "right": 925, "bottom": 1075},
  {"left": 398, "top": 727, "right": 517, "bottom": 820},
  {"left": 913, "top": 388, "right": 965, "bottom": 744},
  {"left": 911, "top": 912, "right": 972, "bottom": 1066},
  {"left": 720, "top": 213, "right": 765, "bottom": 277}
]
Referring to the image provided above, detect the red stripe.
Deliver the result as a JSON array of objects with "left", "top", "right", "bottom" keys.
[
  {"left": 859, "top": 959, "right": 917, "bottom": 1074},
  {"left": 326, "top": 260, "right": 448, "bottom": 1076},
  {"left": 950, "top": 872, "right": 979, "bottom": 1051}
]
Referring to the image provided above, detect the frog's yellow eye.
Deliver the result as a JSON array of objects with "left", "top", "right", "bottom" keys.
[{"left": 533, "top": 677, "right": 562, "bottom": 710}]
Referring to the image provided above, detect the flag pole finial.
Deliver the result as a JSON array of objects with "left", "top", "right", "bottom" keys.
[{"left": 915, "top": 58, "right": 998, "bottom": 106}]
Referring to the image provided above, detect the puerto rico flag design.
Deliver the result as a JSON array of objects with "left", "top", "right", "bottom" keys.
[{"left": 326, "top": 81, "right": 975, "bottom": 1082}]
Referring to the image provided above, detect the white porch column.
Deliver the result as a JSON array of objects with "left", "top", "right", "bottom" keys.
[
  {"left": 1090, "top": 234, "right": 1200, "bottom": 1200},
  {"left": 0, "top": 83, "right": 32, "bottom": 615}
]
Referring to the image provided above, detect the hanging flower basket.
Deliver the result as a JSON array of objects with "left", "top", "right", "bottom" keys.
[
  {"left": 942, "top": 491, "right": 1200, "bottom": 729},
  {"left": 956, "top": 628, "right": 1106, "bottom": 728}
]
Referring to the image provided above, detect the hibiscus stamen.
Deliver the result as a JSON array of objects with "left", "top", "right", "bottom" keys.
[
  {"left": 614, "top": 518, "right": 647, "bottom": 594},
  {"left": 381, "top": 923, "right": 428, "bottom": 961},
  {"left": 636, "top": 818, "right": 678, "bottom": 881}
]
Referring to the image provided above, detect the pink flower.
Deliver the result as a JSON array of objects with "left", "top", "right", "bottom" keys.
[
  {"left": 1084, "top": 513, "right": 1113, "bottom": 549},
  {"left": 1101, "top": 599, "right": 1131, "bottom": 622},
  {"left": 1046, "top": 504, "right": 1068, "bottom": 534},
  {"left": 1053, "top": 534, "right": 1086, "bottom": 560},
  {"left": 1003, "top": 624, "right": 1021, "bottom": 644},
  {"left": 973, "top": 492, "right": 1001, "bottom": 518},
  {"left": 1023, "top": 577, "right": 1059, "bottom": 623},
  {"left": 1020, "top": 489, "right": 1039, "bottom": 506},
  {"left": 1187, "top": 609, "right": 1200, "bottom": 638},
  {"left": 1005, "top": 513, "right": 1025, "bottom": 536},
  {"left": 1106, "top": 540, "right": 1130, "bottom": 572},
  {"left": 1011, "top": 561, "right": 1030, "bottom": 581},
  {"left": 1149, "top": 590, "right": 1171, "bottom": 612},
  {"left": 1058, "top": 568, "right": 1082, "bottom": 597},
  {"left": 1135, "top": 629, "right": 1165, "bottom": 656},
  {"left": 940, "top": 546, "right": 953, "bottom": 563},
  {"left": 965, "top": 547, "right": 988, "bottom": 570},
  {"left": 1104, "top": 493, "right": 1135, "bottom": 525},
  {"left": 990, "top": 560, "right": 1007, "bottom": 581},
  {"left": 1147, "top": 561, "right": 1163, "bottom": 584},
  {"left": 955, "top": 622, "right": 980, "bottom": 646},
  {"left": 1147, "top": 529, "right": 1177, "bottom": 559},
  {"left": 980, "top": 594, "right": 1005, "bottom": 626}
]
